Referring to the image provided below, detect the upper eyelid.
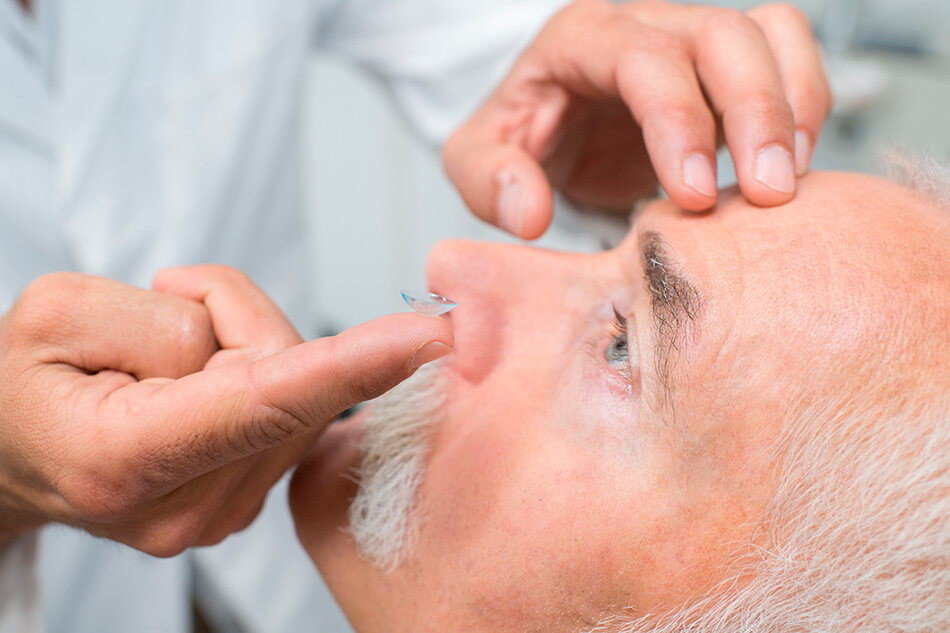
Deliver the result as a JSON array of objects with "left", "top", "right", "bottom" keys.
[{"left": 608, "top": 304, "right": 640, "bottom": 380}]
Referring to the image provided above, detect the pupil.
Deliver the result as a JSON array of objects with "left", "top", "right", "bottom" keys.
[{"left": 609, "top": 337, "right": 627, "bottom": 361}]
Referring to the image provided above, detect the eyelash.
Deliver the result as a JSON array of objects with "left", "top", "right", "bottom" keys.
[
  {"left": 611, "top": 307, "right": 627, "bottom": 335},
  {"left": 605, "top": 306, "right": 632, "bottom": 381}
]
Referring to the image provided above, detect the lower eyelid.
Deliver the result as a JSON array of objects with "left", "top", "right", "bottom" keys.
[
  {"left": 627, "top": 316, "right": 640, "bottom": 369},
  {"left": 616, "top": 308, "right": 639, "bottom": 366}
]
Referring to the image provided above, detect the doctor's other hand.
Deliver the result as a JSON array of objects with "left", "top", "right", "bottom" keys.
[
  {"left": 0, "top": 265, "right": 452, "bottom": 556},
  {"left": 444, "top": 0, "right": 832, "bottom": 239}
]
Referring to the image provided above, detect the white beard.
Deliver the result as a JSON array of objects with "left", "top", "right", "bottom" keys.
[{"left": 347, "top": 363, "right": 446, "bottom": 570}]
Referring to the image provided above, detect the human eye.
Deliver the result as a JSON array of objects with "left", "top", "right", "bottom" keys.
[{"left": 605, "top": 307, "right": 632, "bottom": 381}]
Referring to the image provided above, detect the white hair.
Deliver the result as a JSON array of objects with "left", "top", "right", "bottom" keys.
[
  {"left": 346, "top": 364, "right": 445, "bottom": 570},
  {"left": 885, "top": 150, "right": 950, "bottom": 211},
  {"left": 588, "top": 160, "right": 950, "bottom": 632},
  {"left": 588, "top": 393, "right": 950, "bottom": 633}
]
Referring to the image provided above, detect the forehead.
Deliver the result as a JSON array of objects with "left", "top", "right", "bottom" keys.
[
  {"left": 631, "top": 171, "right": 949, "bottom": 318},
  {"left": 639, "top": 171, "right": 948, "bottom": 267},
  {"left": 628, "top": 171, "right": 950, "bottom": 438}
]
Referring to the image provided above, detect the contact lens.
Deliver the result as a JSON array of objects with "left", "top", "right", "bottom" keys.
[{"left": 400, "top": 289, "right": 458, "bottom": 316}]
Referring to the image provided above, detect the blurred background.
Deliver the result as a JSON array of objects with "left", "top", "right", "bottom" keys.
[{"left": 301, "top": 0, "right": 950, "bottom": 336}]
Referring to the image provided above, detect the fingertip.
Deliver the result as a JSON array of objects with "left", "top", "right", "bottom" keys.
[
  {"left": 516, "top": 194, "right": 554, "bottom": 241},
  {"left": 656, "top": 155, "right": 716, "bottom": 212},
  {"left": 447, "top": 134, "right": 554, "bottom": 240},
  {"left": 408, "top": 340, "right": 453, "bottom": 370},
  {"left": 408, "top": 313, "right": 455, "bottom": 353},
  {"left": 151, "top": 266, "right": 206, "bottom": 301},
  {"left": 682, "top": 153, "right": 718, "bottom": 198},
  {"left": 495, "top": 170, "right": 527, "bottom": 236},
  {"left": 345, "top": 312, "right": 454, "bottom": 362},
  {"left": 794, "top": 129, "right": 813, "bottom": 176},
  {"left": 494, "top": 169, "right": 554, "bottom": 240},
  {"left": 670, "top": 192, "right": 717, "bottom": 213},
  {"left": 750, "top": 144, "right": 796, "bottom": 204},
  {"left": 666, "top": 152, "right": 718, "bottom": 211},
  {"left": 151, "top": 268, "right": 175, "bottom": 292}
]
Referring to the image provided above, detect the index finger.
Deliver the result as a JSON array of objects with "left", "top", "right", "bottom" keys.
[{"left": 103, "top": 313, "right": 454, "bottom": 495}]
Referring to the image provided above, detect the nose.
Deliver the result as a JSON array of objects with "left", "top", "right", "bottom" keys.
[{"left": 425, "top": 240, "right": 588, "bottom": 385}]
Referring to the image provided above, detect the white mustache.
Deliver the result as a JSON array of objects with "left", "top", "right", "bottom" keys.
[{"left": 347, "top": 363, "right": 446, "bottom": 570}]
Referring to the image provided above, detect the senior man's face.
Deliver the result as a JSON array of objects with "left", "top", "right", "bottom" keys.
[{"left": 290, "top": 171, "right": 950, "bottom": 632}]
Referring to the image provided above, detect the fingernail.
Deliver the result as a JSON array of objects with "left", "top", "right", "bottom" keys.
[
  {"left": 682, "top": 153, "right": 717, "bottom": 198},
  {"left": 409, "top": 341, "right": 452, "bottom": 370},
  {"left": 496, "top": 171, "right": 525, "bottom": 236},
  {"left": 754, "top": 145, "right": 796, "bottom": 194},
  {"left": 794, "top": 130, "right": 812, "bottom": 176}
]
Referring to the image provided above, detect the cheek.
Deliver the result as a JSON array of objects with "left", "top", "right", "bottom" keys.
[
  {"left": 410, "top": 411, "right": 648, "bottom": 631},
  {"left": 412, "top": 417, "right": 761, "bottom": 630}
]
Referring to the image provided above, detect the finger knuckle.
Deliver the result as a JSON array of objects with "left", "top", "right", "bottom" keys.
[
  {"left": 196, "top": 501, "right": 263, "bottom": 548},
  {"left": 703, "top": 7, "right": 763, "bottom": 41},
  {"left": 542, "top": 0, "right": 631, "bottom": 55},
  {"left": 630, "top": 26, "right": 685, "bottom": 60},
  {"left": 548, "top": 0, "right": 600, "bottom": 30},
  {"left": 815, "top": 78, "right": 834, "bottom": 118},
  {"left": 248, "top": 411, "right": 302, "bottom": 452},
  {"left": 248, "top": 370, "right": 309, "bottom": 449},
  {"left": 625, "top": 0, "right": 668, "bottom": 14},
  {"left": 11, "top": 273, "right": 84, "bottom": 342},
  {"left": 137, "top": 538, "right": 189, "bottom": 558},
  {"left": 194, "top": 263, "right": 251, "bottom": 288},
  {"left": 134, "top": 513, "right": 207, "bottom": 558},
  {"left": 218, "top": 265, "right": 251, "bottom": 286},
  {"left": 752, "top": 3, "right": 811, "bottom": 32},
  {"left": 172, "top": 302, "right": 216, "bottom": 374},
  {"left": 734, "top": 91, "right": 794, "bottom": 127},
  {"left": 176, "top": 300, "right": 212, "bottom": 341},
  {"left": 643, "top": 102, "right": 713, "bottom": 137}
]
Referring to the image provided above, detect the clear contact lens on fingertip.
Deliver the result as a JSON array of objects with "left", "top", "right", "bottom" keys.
[{"left": 400, "top": 289, "right": 458, "bottom": 316}]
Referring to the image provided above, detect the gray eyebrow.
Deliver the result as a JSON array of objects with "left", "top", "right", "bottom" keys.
[{"left": 640, "top": 231, "right": 703, "bottom": 404}]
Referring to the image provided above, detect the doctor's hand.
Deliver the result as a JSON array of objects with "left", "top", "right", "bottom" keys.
[
  {"left": 0, "top": 266, "right": 452, "bottom": 556},
  {"left": 444, "top": 0, "right": 832, "bottom": 239}
]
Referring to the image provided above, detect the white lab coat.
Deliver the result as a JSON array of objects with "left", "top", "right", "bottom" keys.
[{"left": 0, "top": 0, "right": 567, "bottom": 630}]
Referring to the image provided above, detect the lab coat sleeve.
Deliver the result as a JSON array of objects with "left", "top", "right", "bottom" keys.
[
  {"left": 313, "top": 0, "right": 570, "bottom": 145},
  {"left": 0, "top": 532, "right": 42, "bottom": 633}
]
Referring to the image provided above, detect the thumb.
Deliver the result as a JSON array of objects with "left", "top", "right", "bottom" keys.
[
  {"left": 443, "top": 126, "right": 555, "bottom": 240},
  {"left": 125, "top": 313, "right": 454, "bottom": 487}
]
